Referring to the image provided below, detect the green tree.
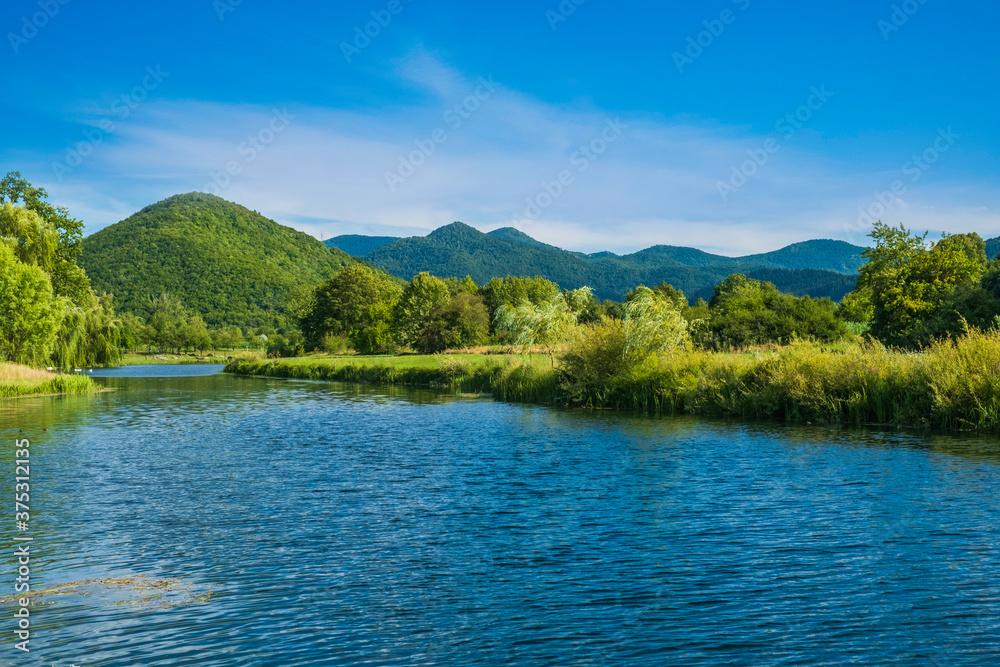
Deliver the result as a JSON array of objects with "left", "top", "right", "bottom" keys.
[
  {"left": 215, "top": 326, "right": 244, "bottom": 351},
  {"left": 148, "top": 293, "right": 189, "bottom": 353},
  {"left": 394, "top": 272, "right": 451, "bottom": 347},
  {"left": 1, "top": 172, "right": 89, "bottom": 304},
  {"left": 620, "top": 286, "right": 690, "bottom": 362},
  {"left": 481, "top": 276, "right": 560, "bottom": 332},
  {"left": 186, "top": 315, "right": 213, "bottom": 354},
  {"left": 301, "top": 265, "right": 402, "bottom": 350},
  {"left": 495, "top": 287, "right": 591, "bottom": 365},
  {"left": 0, "top": 243, "right": 61, "bottom": 364},
  {"left": 707, "top": 274, "right": 845, "bottom": 347},
  {"left": 560, "top": 287, "right": 689, "bottom": 400},
  {"left": 351, "top": 301, "right": 398, "bottom": 355},
  {"left": 411, "top": 292, "right": 490, "bottom": 354},
  {"left": 858, "top": 223, "right": 994, "bottom": 347}
]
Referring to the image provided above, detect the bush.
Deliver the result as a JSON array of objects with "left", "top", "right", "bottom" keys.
[{"left": 319, "top": 333, "right": 352, "bottom": 354}]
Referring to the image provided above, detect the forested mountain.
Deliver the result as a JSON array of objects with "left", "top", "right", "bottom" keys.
[
  {"left": 986, "top": 236, "right": 1000, "bottom": 260},
  {"left": 354, "top": 222, "right": 865, "bottom": 301},
  {"left": 81, "top": 193, "right": 356, "bottom": 328},
  {"left": 324, "top": 234, "right": 402, "bottom": 257}
]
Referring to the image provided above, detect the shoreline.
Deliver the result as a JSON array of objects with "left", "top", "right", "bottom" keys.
[
  {"left": 225, "top": 333, "right": 1000, "bottom": 432},
  {"left": 0, "top": 363, "right": 102, "bottom": 399}
]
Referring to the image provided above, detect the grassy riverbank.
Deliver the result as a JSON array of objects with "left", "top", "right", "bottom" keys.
[
  {"left": 226, "top": 329, "right": 1000, "bottom": 430},
  {"left": 0, "top": 363, "right": 99, "bottom": 399},
  {"left": 119, "top": 351, "right": 236, "bottom": 365}
]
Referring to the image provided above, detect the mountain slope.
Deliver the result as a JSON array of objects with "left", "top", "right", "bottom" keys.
[
  {"left": 82, "top": 193, "right": 356, "bottom": 328},
  {"left": 364, "top": 222, "right": 860, "bottom": 301},
  {"left": 325, "top": 234, "right": 401, "bottom": 257}
]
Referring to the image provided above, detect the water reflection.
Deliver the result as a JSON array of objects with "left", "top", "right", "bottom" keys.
[{"left": 0, "top": 371, "right": 998, "bottom": 665}]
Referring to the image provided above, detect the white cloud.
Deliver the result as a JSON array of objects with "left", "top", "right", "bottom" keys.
[{"left": 18, "top": 57, "right": 1000, "bottom": 255}]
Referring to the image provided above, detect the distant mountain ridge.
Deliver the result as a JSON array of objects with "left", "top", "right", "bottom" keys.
[{"left": 328, "top": 222, "right": 868, "bottom": 301}]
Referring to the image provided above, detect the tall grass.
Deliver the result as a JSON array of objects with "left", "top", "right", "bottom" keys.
[
  {"left": 0, "top": 363, "right": 98, "bottom": 398},
  {"left": 226, "top": 329, "right": 1000, "bottom": 430},
  {"left": 225, "top": 354, "right": 559, "bottom": 405},
  {"left": 563, "top": 329, "right": 1000, "bottom": 430}
]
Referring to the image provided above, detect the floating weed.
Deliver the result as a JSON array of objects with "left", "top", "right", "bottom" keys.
[{"left": 0, "top": 576, "right": 214, "bottom": 610}]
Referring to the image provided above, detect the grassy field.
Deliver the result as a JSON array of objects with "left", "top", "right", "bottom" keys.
[
  {"left": 268, "top": 352, "right": 550, "bottom": 369},
  {"left": 226, "top": 330, "right": 1000, "bottom": 431},
  {"left": 119, "top": 351, "right": 240, "bottom": 365},
  {"left": 0, "top": 363, "right": 99, "bottom": 399}
]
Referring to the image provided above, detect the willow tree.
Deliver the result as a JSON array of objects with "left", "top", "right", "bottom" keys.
[
  {"left": 0, "top": 243, "right": 62, "bottom": 365},
  {"left": 494, "top": 287, "right": 592, "bottom": 366}
]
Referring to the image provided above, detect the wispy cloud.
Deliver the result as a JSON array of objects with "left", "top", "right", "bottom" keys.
[{"left": 17, "top": 56, "right": 1000, "bottom": 255}]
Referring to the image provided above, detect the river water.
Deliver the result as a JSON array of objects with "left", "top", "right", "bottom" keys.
[{"left": 1, "top": 366, "right": 999, "bottom": 665}]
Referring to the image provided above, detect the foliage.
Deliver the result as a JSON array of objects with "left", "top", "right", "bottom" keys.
[
  {"left": 481, "top": 275, "right": 561, "bottom": 329},
  {"left": 358, "top": 221, "right": 862, "bottom": 302},
  {"left": 705, "top": 274, "right": 846, "bottom": 348},
  {"left": 494, "top": 287, "right": 592, "bottom": 365},
  {"left": 620, "top": 286, "right": 691, "bottom": 361},
  {"left": 267, "top": 331, "right": 305, "bottom": 358},
  {"left": 560, "top": 286, "right": 690, "bottom": 400},
  {"left": 411, "top": 292, "right": 490, "bottom": 354},
  {"left": 857, "top": 222, "right": 996, "bottom": 348},
  {"left": 393, "top": 272, "right": 451, "bottom": 347},
  {"left": 80, "top": 192, "right": 357, "bottom": 329},
  {"left": 228, "top": 326, "right": 1000, "bottom": 431},
  {"left": 300, "top": 264, "right": 402, "bottom": 353},
  {"left": 0, "top": 243, "right": 61, "bottom": 365}
]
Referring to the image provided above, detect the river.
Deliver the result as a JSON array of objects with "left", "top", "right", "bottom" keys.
[{"left": 1, "top": 365, "right": 999, "bottom": 665}]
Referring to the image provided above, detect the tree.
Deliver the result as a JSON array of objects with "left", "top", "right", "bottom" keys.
[
  {"left": 411, "top": 292, "right": 490, "bottom": 354},
  {"left": 858, "top": 223, "right": 995, "bottom": 347},
  {"left": 0, "top": 173, "right": 123, "bottom": 367},
  {"left": 0, "top": 203, "right": 59, "bottom": 271},
  {"left": 351, "top": 301, "right": 397, "bottom": 355},
  {"left": 186, "top": 315, "right": 213, "bottom": 354},
  {"left": 300, "top": 265, "right": 402, "bottom": 350},
  {"left": 215, "top": 326, "right": 244, "bottom": 351},
  {"left": 148, "top": 293, "right": 189, "bottom": 353},
  {"left": 620, "top": 286, "right": 690, "bottom": 362},
  {"left": 481, "top": 276, "right": 560, "bottom": 332},
  {"left": 494, "top": 287, "right": 592, "bottom": 365},
  {"left": 1, "top": 172, "right": 88, "bottom": 303},
  {"left": 0, "top": 243, "right": 61, "bottom": 364},
  {"left": 707, "top": 274, "right": 845, "bottom": 347},
  {"left": 393, "top": 272, "right": 450, "bottom": 347},
  {"left": 119, "top": 313, "right": 149, "bottom": 352},
  {"left": 560, "top": 287, "right": 690, "bottom": 399}
]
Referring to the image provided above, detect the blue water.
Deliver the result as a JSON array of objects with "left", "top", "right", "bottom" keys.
[{"left": 2, "top": 369, "right": 1000, "bottom": 665}]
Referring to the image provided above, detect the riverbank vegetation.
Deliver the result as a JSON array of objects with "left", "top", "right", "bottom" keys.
[
  {"left": 0, "top": 362, "right": 98, "bottom": 398},
  {"left": 227, "top": 222, "right": 1000, "bottom": 430},
  {"left": 226, "top": 328, "right": 1000, "bottom": 430},
  {"left": 9, "top": 164, "right": 1000, "bottom": 428}
]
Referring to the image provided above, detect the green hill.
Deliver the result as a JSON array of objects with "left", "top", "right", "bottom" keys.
[
  {"left": 362, "top": 222, "right": 863, "bottom": 301},
  {"left": 81, "top": 193, "right": 356, "bottom": 328}
]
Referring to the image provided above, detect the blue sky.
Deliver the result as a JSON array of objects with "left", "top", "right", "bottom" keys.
[{"left": 3, "top": 0, "right": 999, "bottom": 254}]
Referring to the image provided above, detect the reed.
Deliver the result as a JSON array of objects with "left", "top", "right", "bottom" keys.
[
  {"left": 0, "top": 363, "right": 99, "bottom": 398},
  {"left": 226, "top": 329, "right": 1000, "bottom": 430}
]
